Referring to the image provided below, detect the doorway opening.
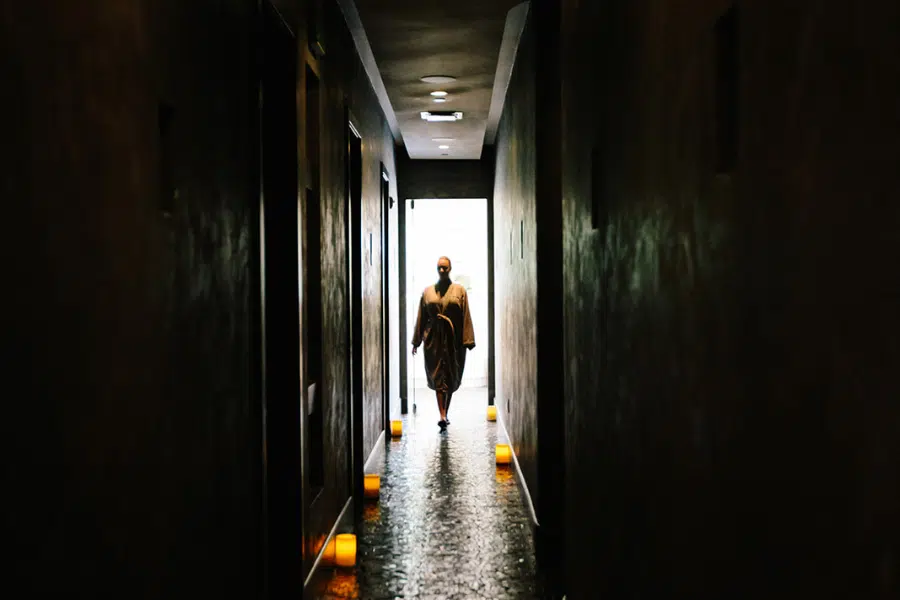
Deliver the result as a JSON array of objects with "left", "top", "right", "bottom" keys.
[
  {"left": 404, "top": 198, "right": 489, "bottom": 411},
  {"left": 258, "top": 2, "right": 301, "bottom": 596}
]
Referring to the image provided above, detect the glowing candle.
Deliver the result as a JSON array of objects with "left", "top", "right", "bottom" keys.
[
  {"left": 495, "top": 443, "right": 512, "bottom": 465},
  {"left": 487, "top": 405, "right": 497, "bottom": 421},
  {"left": 335, "top": 533, "right": 357, "bottom": 567},
  {"left": 320, "top": 537, "right": 335, "bottom": 565},
  {"left": 363, "top": 474, "right": 380, "bottom": 499},
  {"left": 390, "top": 420, "right": 402, "bottom": 437}
]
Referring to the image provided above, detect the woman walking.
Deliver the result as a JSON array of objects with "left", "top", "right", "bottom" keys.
[{"left": 411, "top": 256, "right": 475, "bottom": 431}]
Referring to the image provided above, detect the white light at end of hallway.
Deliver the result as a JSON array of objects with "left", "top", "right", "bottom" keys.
[{"left": 430, "top": 90, "right": 448, "bottom": 97}]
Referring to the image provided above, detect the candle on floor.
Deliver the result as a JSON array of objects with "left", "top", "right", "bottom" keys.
[
  {"left": 363, "top": 474, "right": 380, "bottom": 499},
  {"left": 335, "top": 533, "right": 357, "bottom": 567},
  {"left": 320, "top": 537, "right": 335, "bottom": 565},
  {"left": 390, "top": 420, "right": 402, "bottom": 437},
  {"left": 487, "top": 405, "right": 497, "bottom": 421},
  {"left": 495, "top": 443, "right": 512, "bottom": 465}
]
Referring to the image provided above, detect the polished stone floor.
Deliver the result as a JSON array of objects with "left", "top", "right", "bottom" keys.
[{"left": 307, "top": 388, "right": 549, "bottom": 599}]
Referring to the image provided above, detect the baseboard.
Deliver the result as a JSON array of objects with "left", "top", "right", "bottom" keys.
[
  {"left": 462, "top": 377, "right": 489, "bottom": 388},
  {"left": 498, "top": 412, "right": 569, "bottom": 597},
  {"left": 364, "top": 429, "right": 386, "bottom": 472},
  {"left": 303, "top": 430, "right": 386, "bottom": 589},
  {"left": 497, "top": 411, "right": 539, "bottom": 528},
  {"left": 303, "top": 495, "right": 354, "bottom": 589}
]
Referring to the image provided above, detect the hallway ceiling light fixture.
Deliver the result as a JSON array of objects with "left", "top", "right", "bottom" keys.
[
  {"left": 432, "top": 97, "right": 447, "bottom": 103},
  {"left": 420, "top": 75, "right": 456, "bottom": 84},
  {"left": 430, "top": 91, "right": 448, "bottom": 97},
  {"left": 432, "top": 137, "right": 455, "bottom": 142},
  {"left": 438, "top": 145, "right": 450, "bottom": 149},
  {"left": 420, "top": 111, "right": 463, "bottom": 122}
]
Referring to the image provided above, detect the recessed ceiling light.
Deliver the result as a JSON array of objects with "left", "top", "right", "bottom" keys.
[
  {"left": 421, "top": 75, "right": 457, "bottom": 84},
  {"left": 438, "top": 145, "right": 450, "bottom": 149},
  {"left": 432, "top": 137, "right": 454, "bottom": 142},
  {"left": 432, "top": 97, "right": 447, "bottom": 103},
  {"left": 420, "top": 111, "right": 463, "bottom": 122},
  {"left": 430, "top": 91, "right": 448, "bottom": 97}
]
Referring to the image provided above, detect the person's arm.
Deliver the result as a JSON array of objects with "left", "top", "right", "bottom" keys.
[
  {"left": 411, "top": 295, "right": 425, "bottom": 354},
  {"left": 461, "top": 290, "right": 475, "bottom": 350}
]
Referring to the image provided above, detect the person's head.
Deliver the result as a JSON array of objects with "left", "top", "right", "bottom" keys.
[{"left": 437, "top": 256, "right": 452, "bottom": 281}]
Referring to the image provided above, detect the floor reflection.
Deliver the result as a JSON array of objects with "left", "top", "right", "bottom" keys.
[
  {"left": 306, "top": 388, "right": 548, "bottom": 599},
  {"left": 362, "top": 502, "right": 381, "bottom": 524},
  {"left": 495, "top": 465, "right": 514, "bottom": 484},
  {"left": 313, "top": 569, "right": 359, "bottom": 599}
]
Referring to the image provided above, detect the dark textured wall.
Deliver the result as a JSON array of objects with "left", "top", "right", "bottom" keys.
[
  {"left": 293, "top": 0, "right": 399, "bottom": 579},
  {"left": 397, "top": 155, "right": 495, "bottom": 201},
  {"left": 2, "top": 1, "right": 260, "bottom": 597},
  {"left": 2, "top": 0, "right": 398, "bottom": 595},
  {"left": 556, "top": 0, "right": 900, "bottom": 598},
  {"left": 492, "top": 16, "right": 539, "bottom": 515},
  {"left": 342, "top": 30, "right": 399, "bottom": 471}
]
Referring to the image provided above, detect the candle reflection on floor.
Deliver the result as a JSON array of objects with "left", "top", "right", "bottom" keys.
[
  {"left": 363, "top": 502, "right": 381, "bottom": 524},
  {"left": 318, "top": 570, "right": 359, "bottom": 598},
  {"left": 495, "top": 465, "right": 513, "bottom": 484},
  {"left": 306, "top": 389, "right": 547, "bottom": 598}
]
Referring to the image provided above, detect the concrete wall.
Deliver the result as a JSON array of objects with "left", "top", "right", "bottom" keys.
[{"left": 555, "top": 0, "right": 900, "bottom": 598}]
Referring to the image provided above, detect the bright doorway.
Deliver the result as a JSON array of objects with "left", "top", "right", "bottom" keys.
[{"left": 405, "top": 198, "right": 489, "bottom": 402}]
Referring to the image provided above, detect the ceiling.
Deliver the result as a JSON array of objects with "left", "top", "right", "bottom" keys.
[{"left": 342, "top": 0, "right": 527, "bottom": 160}]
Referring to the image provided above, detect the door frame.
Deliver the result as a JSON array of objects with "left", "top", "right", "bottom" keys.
[
  {"left": 345, "top": 112, "right": 364, "bottom": 521},
  {"left": 380, "top": 165, "right": 391, "bottom": 433},
  {"left": 400, "top": 197, "right": 491, "bottom": 394}
]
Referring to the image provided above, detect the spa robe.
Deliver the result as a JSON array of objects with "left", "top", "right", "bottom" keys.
[{"left": 411, "top": 281, "right": 475, "bottom": 393}]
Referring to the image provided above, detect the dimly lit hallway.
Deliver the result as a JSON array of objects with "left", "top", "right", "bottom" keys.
[
  {"left": 307, "top": 388, "right": 547, "bottom": 599},
  {"left": 6, "top": 0, "right": 900, "bottom": 598}
]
